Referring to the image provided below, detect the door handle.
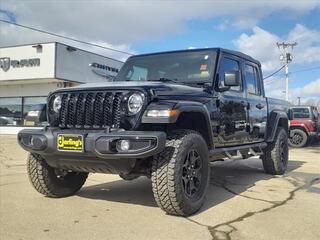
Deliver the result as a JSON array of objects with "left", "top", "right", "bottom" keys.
[
  {"left": 256, "top": 103, "right": 265, "bottom": 109},
  {"left": 240, "top": 101, "right": 247, "bottom": 107},
  {"left": 241, "top": 101, "right": 250, "bottom": 109}
]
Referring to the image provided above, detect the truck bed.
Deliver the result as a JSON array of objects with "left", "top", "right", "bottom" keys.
[{"left": 266, "top": 97, "right": 290, "bottom": 114}]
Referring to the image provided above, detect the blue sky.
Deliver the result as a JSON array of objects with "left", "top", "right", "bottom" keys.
[
  {"left": 0, "top": 0, "right": 319, "bottom": 104},
  {"left": 132, "top": 9, "right": 320, "bottom": 91}
]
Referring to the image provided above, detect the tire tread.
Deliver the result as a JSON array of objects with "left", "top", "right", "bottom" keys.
[
  {"left": 27, "top": 153, "right": 88, "bottom": 197},
  {"left": 151, "top": 129, "right": 208, "bottom": 216}
]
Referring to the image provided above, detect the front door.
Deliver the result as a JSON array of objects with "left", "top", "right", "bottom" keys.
[{"left": 216, "top": 55, "right": 250, "bottom": 146}]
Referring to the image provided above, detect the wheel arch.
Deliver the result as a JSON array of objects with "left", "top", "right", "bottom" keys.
[
  {"left": 175, "top": 111, "right": 212, "bottom": 148},
  {"left": 141, "top": 100, "right": 214, "bottom": 148},
  {"left": 289, "top": 125, "right": 308, "bottom": 135},
  {"left": 266, "top": 111, "right": 289, "bottom": 142}
]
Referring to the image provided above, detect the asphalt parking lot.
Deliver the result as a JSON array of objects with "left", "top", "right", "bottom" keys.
[{"left": 0, "top": 135, "right": 319, "bottom": 240}]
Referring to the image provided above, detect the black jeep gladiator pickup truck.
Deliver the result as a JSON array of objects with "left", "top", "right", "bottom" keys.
[{"left": 18, "top": 48, "right": 289, "bottom": 216}]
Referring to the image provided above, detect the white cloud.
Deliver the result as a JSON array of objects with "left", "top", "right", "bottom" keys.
[
  {"left": 1, "top": 0, "right": 320, "bottom": 47},
  {"left": 287, "top": 24, "right": 320, "bottom": 64},
  {"left": 1, "top": 1, "right": 320, "bottom": 62},
  {"left": 233, "top": 26, "right": 281, "bottom": 72},
  {"left": 234, "top": 24, "right": 320, "bottom": 73},
  {"left": 264, "top": 77, "right": 320, "bottom": 106},
  {"left": 0, "top": 21, "right": 133, "bottom": 61},
  {"left": 289, "top": 79, "right": 320, "bottom": 106},
  {"left": 264, "top": 76, "right": 285, "bottom": 99},
  {"left": 290, "top": 79, "right": 320, "bottom": 99}
]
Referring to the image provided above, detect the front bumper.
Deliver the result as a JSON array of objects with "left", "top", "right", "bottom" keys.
[{"left": 18, "top": 128, "right": 166, "bottom": 173}]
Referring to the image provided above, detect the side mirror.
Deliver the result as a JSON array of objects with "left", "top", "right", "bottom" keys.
[{"left": 224, "top": 70, "right": 240, "bottom": 87}]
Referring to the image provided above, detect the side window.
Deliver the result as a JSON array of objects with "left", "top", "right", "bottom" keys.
[
  {"left": 218, "top": 57, "right": 241, "bottom": 91},
  {"left": 245, "top": 64, "right": 260, "bottom": 95}
]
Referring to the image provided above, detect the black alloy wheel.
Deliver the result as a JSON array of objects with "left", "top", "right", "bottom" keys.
[
  {"left": 151, "top": 130, "right": 210, "bottom": 216},
  {"left": 182, "top": 149, "right": 203, "bottom": 199},
  {"left": 288, "top": 129, "right": 308, "bottom": 148}
]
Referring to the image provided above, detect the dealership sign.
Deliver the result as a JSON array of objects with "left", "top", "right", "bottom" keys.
[
  {"left": 0, "top": 57, "right": 40, "bottom": 71},
  {"left": 89, "top": 62, "right": 119, "bottom": 80}
]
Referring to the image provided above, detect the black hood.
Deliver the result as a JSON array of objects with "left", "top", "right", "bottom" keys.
[{"left": 55, "top": 81, "right": 212, "bottom": 101}]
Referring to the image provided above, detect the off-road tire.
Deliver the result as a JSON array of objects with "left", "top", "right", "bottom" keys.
[
  {"left": 27, "top": 153, "right": 88, "bottom": 197},
  {"left": 288, "top": 129, "right": 308, "bottom": 148},
  {"left": 261, "top": 127, "right": 288, "bottom": 175},
  {"left": 151, "top": 130, "right": 210, "bottom": 216}
]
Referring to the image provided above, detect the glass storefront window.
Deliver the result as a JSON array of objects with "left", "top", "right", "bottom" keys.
[
  {"left": 0, "top": 96, "right": 47, "bottom": 127},
  {"left": 23, "top": 97, "right": 47, "bottom": 126},
  {"left": 0, "top": 98, "right": 22, "bottom": 126}
]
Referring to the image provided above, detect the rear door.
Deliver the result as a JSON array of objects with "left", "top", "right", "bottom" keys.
[
  {"left": 243, "top": 62, "right": 267, "bottom": 142},
  {"left": 216, "top": 55, "right": 250, "bottom": 146}
]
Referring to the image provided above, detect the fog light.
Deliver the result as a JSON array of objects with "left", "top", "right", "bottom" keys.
[
  {"left": 119, "top": 140, "right": 130, "bottom": 151},
  {"left": 30, "top": 135, "right": 47, "bottom": 150}
]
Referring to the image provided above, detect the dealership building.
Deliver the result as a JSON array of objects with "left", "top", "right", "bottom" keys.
[{"left": 0, "top": 42, "right": 123, "bottom": 134}]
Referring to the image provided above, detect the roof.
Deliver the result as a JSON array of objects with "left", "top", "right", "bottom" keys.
[{"left": 129, "top": 47, "right": 261, "bottom": 66}]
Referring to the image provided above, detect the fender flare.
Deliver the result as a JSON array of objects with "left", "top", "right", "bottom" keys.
[
  {"left": 141, "top": 100, "right": 214, "bottom": 147},
  {"left": 266, "top": 110, "right": 288, "bottom": 142},
  {"left": 289, "top": 123, "right": 311, "bottom": 135}
]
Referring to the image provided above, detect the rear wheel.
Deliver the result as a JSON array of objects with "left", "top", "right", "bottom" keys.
[
  {"left": 261, "top": 127, "right": 288, "bottom": 175},
  {"left": 27, "top": 153, "right": 88, "bottom": 197},
  {"left": 288, "top": 129, "right": 308, "bottom": 148},
  {"left": 151, "top": 130, "right": 210, "bottom": 216}
]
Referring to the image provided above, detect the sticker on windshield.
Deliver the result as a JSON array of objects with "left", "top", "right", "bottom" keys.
[
  {"left": 204, "top": 55, "right": 209, "bottom": 60},
  {"left": 200, "top": 64, "right": 207, "bottom": 71},
  {"left": 200, "top": 71, "right": 209, "bottom": 77}
]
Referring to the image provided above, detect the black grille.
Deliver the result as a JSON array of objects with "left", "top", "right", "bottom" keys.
[{"left": 58, "top": 91, "right": 125, "bottom": 129}]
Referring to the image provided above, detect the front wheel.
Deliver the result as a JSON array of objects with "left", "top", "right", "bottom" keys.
[
  {"left": 261, "top": 127, "right": 288, "bottom": 175},
  {"left": 27, "top": 153, "right": 88, "bottom": 197},
  {"left": 151, "top": 130, "right": 210, "bottom": 216}
]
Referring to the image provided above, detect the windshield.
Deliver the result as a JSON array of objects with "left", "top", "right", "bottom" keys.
[
  {"left": 292, "top": 108, "right": 311, "bottom": 119},
  {"left": 115, "top": 50, "right": 216, "bottom": 83}
]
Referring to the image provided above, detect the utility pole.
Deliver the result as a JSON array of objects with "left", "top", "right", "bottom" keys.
[
  {"left": 276, "top": 42, "right": 297, "bottom": 101},
  {"left": 297, "top": 97, "right": 301, "bottom": 106}
]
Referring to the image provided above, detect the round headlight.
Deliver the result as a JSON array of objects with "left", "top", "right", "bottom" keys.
[
  {"left": 52, "top": 95, "right": 62, "bottom": 113},
  {"left": 127, "top": 93, "right": 144, "bottom": 115}
]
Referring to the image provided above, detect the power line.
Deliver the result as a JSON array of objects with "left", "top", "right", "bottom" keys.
[
  {"left": 0, "top": 19, "right": 134, "bottom": 56},
  {"left": 264, "top": 65, "right": 320, "bottom": 87},
  {"left": 263, "top": 65, "right": 285, "bottom": 80},
  {"left": 264, "top": 65, "right": 320, "bottom": 82},
  {"left": 289, "top": 66, "right": 320, "bottom": 74}
]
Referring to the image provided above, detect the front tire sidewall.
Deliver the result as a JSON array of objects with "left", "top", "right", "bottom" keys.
[
  {"left": 175, "top": 134, "right": 209, "bottom": 213},
  {"left": 27, "top": 153, "right": 88, "bottom": 197},
  {"left": 152, "top": 130, "right": 210, "bottom": 216},
  {"left": 262, "top": 127, "right": 289, "bottom": 175}
]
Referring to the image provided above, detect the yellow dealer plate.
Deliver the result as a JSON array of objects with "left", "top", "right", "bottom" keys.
[{"left": 57, "top": 134, "right": 83, "bottom": 152}]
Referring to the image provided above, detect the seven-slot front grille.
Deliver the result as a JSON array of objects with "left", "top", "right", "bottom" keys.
[{"left": 58, "top": 91, "right": 125, "bottom": 129}]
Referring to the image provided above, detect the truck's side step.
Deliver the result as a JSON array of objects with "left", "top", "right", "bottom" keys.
[{"left": 209, "top": 142, "right": 267, "bottom": 161}]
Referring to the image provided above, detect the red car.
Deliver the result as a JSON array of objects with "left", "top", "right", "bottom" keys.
[{"left": 289, "top": 106, "right": 320, "bottom": 147}]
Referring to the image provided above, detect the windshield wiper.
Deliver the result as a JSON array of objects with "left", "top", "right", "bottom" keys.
[{"left": 151, "top": 78, "right": 179, "bottom": 83}]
